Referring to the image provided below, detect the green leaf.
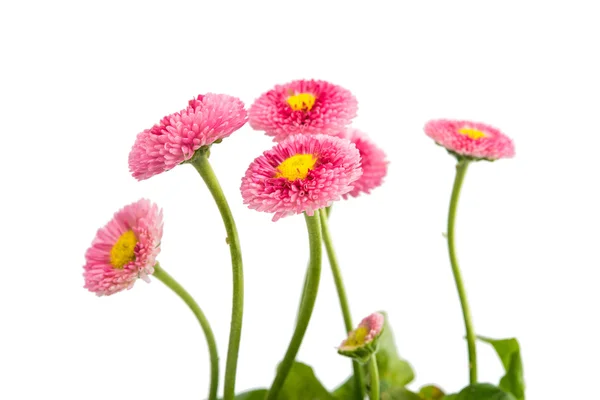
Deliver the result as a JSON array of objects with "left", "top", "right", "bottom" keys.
[
  {"left": 477, "top": 336, "right": 525, "bottom": 400},
  {"left": 379, "top": 386, "right": 422, "bottom": 400},
  {"left": 454, "top": 383, "right": 517, "bottom": 400},
  {"left": 333, "top": 312, "right": 415, "bottom": 399},
  {"left": 279, "top": 362, "right": 335, "bottom": 400},
  {"left": 376, "top": 312, "right": 415, "bottom": 387},
  {"left": 226, "top": 363, "right": 332, "bottom": 400},
  {"left": 418, "top": 384, "right": 445, "bottom": 400},
  {"left": 332, "top": 377, "right": 357, "bottom": 399},
  {"left": 218, "top": 388, "right": 267, "bottom": 400}
]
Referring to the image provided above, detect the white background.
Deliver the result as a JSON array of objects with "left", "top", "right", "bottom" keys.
[{"left": 1, "top": 1, "right": 598, "bottom": 399}]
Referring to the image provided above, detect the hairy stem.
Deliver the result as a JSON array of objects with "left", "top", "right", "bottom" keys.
[
  {"left": 153, "top": 263, "right": 219, "bottom": 400},
  {"left": 447, "top": 159, "right": 478, "bottom": 384},
  {"left": 266, "top": 213, "right": 322, "bottom": 400},
  {"left": 191, "top": 153, "right": 244, "bottom": 400},
  {"left": 319, "top": 208, "right": 366, "bottom": 399}
]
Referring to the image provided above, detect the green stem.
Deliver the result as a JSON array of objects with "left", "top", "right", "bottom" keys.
[
  {"left": 266, "top": 213, "right": 322, "bottom": 400},
  {"left": 153, "top": 263, "right": 219, "bottom": 400},
  {"left": 319, "top": 208, "right": 366, "bottom": 400},
  {"left": 295, "top": 264, "right": 310, "bottom": 323},
  {"left": 447, "top": 159, "right": 477, "bottom": 384},
  {"left": 368, "top": 355, "right": 380, "bottom": 400},
  {"left": 190, "top": 152, "right": 244, "bottom": 400}
]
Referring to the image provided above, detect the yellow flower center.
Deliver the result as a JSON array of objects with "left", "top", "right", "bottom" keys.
[
  {"left": 110, "top": 230, "right": 137, "bottom": 269},
  {"left": 286, "top": 93, "right": 316, "bottom": 111},
  {"left": 458, "top": 127, "right": 487, "bottom": 140},
  {"left": 275, "top": 154, "right": 317, "bottom": 181},
  {"left": 345, "top": 326, "right": 369, "bottom": 347}
]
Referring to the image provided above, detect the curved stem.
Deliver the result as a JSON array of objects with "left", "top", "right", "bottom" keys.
[
  {"left": 295, "top": 263, "right": 310, "bottom": 324},
  {"left": 447, "top": 159, "right": 477, "bottom": 384},
  {"left": 190, "top": 153, "right": 244, "bottom": 400},
  {"left": 153, "top": 263, "right": 219, "bottom": 400},
  {"left": 319, "top": 208, "right": 366, "bottom": 400},
  {"left": 266, "top": 213, "right": 322, "bottom": 400},
  {"left": 368, "top": 355, "right": 380, "bottom": 400}
]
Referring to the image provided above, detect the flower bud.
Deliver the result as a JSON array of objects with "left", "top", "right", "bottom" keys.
[{"left": 337, "top": 312, "right": 385, "bottom": 364}]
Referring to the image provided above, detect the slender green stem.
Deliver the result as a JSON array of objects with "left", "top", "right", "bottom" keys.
[
  {"left": 266, "top": 213, "right": 322, "bottom": 400},
  {"left": 295, "top": 263, "right": 310, "bottom": 324},
  {"left": 190, "top": 152, "right": 244, "bottom": 400},
  {"left": 319, "top": 208, "right": 366, "bottom": 400},
  {"left": 447, "top": 159, "right": 477, "bottom": 384},
  {"left": 368, "top": 355, "right": 380, "bottom": 400},
  {"left": 153, "top": 263, "right": 219, "bottom": 400},
  {"left": 319, "top": 209, "right": 353, "bottom": 329}
]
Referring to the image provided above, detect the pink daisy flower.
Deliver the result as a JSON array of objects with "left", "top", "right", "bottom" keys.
[
  {"left": 129, "top": 93, "right": 248, "bottom": 180},
  {"left": 249, "top": 79, "right": 358, "bottom": 142},
  {"left": 338, "top": 312, "right": 385, "bottom": 363},
  {"left": 337, "top": 128, "right": 388, "bottom": 198},
  {"left": 424, "top": 119, "right": 515, "bottom": 161},
  {"left": 240, "top": 134, "right": 362, "bottom": 221},
  {"left": 83, "top": 199, "right": 163, "bottom": 296}
]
